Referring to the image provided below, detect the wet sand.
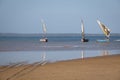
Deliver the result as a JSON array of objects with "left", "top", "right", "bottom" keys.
[{"left": 0, "top": 54, "right": 120, "bottom": 80}]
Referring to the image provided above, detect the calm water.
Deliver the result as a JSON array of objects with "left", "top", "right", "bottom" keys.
[{"left": 0, "top": 34, "right": 120, "bottom": 65}]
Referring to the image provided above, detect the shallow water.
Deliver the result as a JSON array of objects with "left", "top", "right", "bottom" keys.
[
  {"left": 0, "top": 34, "right": 120, "bottom": 51},
  {"left": 0, "top": 50, "right": 120, "bottom": 66},
  {"left": 0, "top": 34, "right": 120, "bottom": 66}
]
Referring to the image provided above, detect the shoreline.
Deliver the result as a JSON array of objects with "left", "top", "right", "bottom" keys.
[{"left": 0, "top": 54, "right": 120, "bottom": 80}]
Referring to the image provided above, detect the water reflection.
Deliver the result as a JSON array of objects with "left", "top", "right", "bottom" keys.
[
  {"left": 39, "top": 42, "right": 47, "bottom": 65},
  {"left": 41, "top": 52, "right": 46, "bottom": 62},
  {"left": 0, "top": 50, "right": 120, "bottom": 66},
  {"left": 101, "top": 50, "right": 110, "bottom": 56},
  {"left": 81, "top": 50, "right": 84, "bottom": 59}
]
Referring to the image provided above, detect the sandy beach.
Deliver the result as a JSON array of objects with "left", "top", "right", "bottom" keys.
[{"left": 0, "top": 54, "right": 120, "bottom": 80}]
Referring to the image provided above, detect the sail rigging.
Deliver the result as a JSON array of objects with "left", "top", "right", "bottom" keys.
[{"left": 97, "top": 20, "right": 110, "bottom": 39}]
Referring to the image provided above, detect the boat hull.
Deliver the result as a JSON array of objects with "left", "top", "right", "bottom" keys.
[
  {"left": 40, "top": 38, "right": 48, "bottom": 42},
  {"left": 81, "top": 38, "right": 89, "bottom": 42}
]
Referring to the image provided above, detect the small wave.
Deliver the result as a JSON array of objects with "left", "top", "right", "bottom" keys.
[{"left": 115, "top": 39, "right": 120, "bottom": 42}]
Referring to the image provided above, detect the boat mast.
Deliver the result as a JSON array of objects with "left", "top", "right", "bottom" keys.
[{"left": 97, "top": 20, "right": 110, "bottom": 39}]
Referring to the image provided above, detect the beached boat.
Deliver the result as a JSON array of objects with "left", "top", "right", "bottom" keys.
[
  {"left": 40, "top": 19, "right": 48, "bottom": 42},
  {"left": 97, "top": 20, "right": 110, "bottom": 42},
  {"left": 81, "top": 20, "right": 89, "bottom": 42}
]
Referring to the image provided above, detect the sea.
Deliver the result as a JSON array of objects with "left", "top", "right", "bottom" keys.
[{"left": 0, "top": 33, "right": 120, "bottom": 66}]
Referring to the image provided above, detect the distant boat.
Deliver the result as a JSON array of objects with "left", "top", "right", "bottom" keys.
[
  {"left": 97, "top": 20, "right": 110, "bottom": 42},
  {"left": 40, "top": 19, "right": 48, "bottom": 42},
  {"left": 81, "top": 20, "right": 89, "bottom": 42}
]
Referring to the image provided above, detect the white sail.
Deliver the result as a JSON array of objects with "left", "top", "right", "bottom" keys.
[
  {"left": 81, "top": 20, "right": 85, "bottom": 39},
  {"left": 97, "top": 20, "right": 110, "bottom": 38},
  {"left": 41, "top": 19, "right": 47, "bottom": 34}
]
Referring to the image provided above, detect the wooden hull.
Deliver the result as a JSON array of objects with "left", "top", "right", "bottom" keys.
[
  {"left": 81, "top": 38, "right": 89, "bottom": 42},
  {"left": 40, "top": 38, "right": 48, "bottom": 42}
]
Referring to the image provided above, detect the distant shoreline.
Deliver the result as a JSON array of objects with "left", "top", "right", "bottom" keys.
[{"left": 0, "top": 33, "right": 120, "bottom": 37}]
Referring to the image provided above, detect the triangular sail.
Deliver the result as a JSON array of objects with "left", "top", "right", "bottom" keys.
[
  {"left": 81, "top": 20, "right": 85, "bottom": 39},
  {"left": 41, "top": 19, "right": 47, "bottom": 37},
  {"left": 97, "top": 20, "right": 110, "bottom": 39}
]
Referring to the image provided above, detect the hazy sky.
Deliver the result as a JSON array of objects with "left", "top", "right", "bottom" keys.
[{"left": 0, "top": 0, "right": 120, "bottom": 34}]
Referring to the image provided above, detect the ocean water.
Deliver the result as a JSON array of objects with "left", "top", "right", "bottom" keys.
[{"left": 0, "top": 34, "right": 120, "bottom": 65}]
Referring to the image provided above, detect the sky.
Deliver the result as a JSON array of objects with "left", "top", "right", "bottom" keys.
[{"left": 0, "top": 0, "right": 120, "bottom": 34}]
